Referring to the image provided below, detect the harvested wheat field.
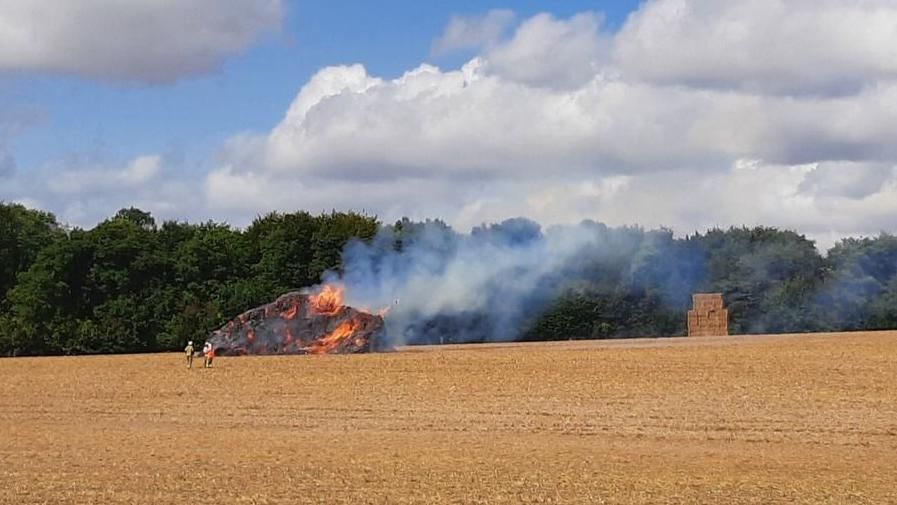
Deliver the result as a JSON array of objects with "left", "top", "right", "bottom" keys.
[{"left": 2, "top": 331, "right": 896, "bottom": 504}]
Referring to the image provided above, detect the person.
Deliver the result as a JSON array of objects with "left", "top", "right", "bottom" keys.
[
  {"left": 184, "top": 341, "right": 194, "bottom": 369},
  {"left": 203, "top": 341, "right": 214, "bottom": 368}
]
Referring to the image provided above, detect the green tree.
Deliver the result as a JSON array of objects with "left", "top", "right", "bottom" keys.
[
  {"left": 246, "top": 211, "right": 319, "bottom": 292},
  {"left": 0, "top": 203, "right": 62, "bottom": 304},
  {"left": 823, "top": 233, "right": 897, "bottom": 330},
  {"left": 310, "top": 211, "right": 379, "bottom": 278}
]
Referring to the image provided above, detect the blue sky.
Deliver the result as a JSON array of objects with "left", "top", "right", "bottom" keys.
[
  {"left": 2, "top": 0, "right": 896, "bottom": 249},
  {"left": 8, "top": 1, "right": 641, "bottom": 171}
]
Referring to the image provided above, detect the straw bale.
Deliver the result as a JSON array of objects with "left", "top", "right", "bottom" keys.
[{"left": 687, "top": 295, "right": 728, "bottom": 337}]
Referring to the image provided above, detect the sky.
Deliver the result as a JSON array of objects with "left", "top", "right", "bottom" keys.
[{"left": 1, "top": 0, "right": 896, "bottom": 249}]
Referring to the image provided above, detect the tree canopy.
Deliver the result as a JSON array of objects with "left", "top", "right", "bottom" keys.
[{"left": 1, "top": 202, "right": 895, "bottom": 356}]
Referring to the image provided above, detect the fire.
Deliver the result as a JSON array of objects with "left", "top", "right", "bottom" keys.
[
  {"left": 280, "top": 302, "right": 299, "bottom": 320},
  {"left": 208, "top": 284, "right": 388, "bottom": 356},
  {"left": 310, "top": 283, "right": 345, "bottom": 314},
  {"left": 308, "top": 320, "right": 359, "bottom": 355}
]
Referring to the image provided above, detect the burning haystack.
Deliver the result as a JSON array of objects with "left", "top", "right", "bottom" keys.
[{"left": 207, "top": 284, "right": 386, "bottom": 356}]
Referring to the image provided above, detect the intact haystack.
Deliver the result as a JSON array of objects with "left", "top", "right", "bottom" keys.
[{"left": 687, "top": 293, "right": 728, "bottom": 337}]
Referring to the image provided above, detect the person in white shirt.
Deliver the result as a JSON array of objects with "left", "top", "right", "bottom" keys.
[{"left": 184, "top": 341, "right": 195, "bottom": 368}]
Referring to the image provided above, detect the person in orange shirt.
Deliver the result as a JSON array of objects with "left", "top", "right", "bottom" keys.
[{"left": 202, "top": 341, "right": 214, "bottom": 368}]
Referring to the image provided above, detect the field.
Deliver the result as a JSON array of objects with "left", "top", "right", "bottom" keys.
[{"left": 2, "top": 332, "right": 896, "bottom": 504}]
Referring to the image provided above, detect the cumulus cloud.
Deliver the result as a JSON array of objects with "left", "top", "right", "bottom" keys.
[
  {"left": 0, "top": 0, "right": 284, "bottom": 83},
  {"left": 799, "top": 162, "right": 897, "bottom": 200},
  {"left": 614, "top": 0, "right": 897, "bottom": 96},
  {"left": 482, "top": 12, "right": 611, "bottom": 90},
  {"left": 435, "top": 11, "right": 610, "bottom": 89},
  {"left": 47, "top": 155, "right": 162, "bottom": 195},
  {"left": 431, "top": 9, "right": 516, "bottom": 55},
  {"left": 499, "top": 160, "right": 897, "bottom": 250},
  {"left": 213, "top": 60, "right": 897, "bottom": 183},
  {"left": 200, "top": 4, "right": 897, "bottom": 247},
  {"left": 1, "top": 155, "right": 195, "bottom": 227},
  {"left": 7, "top": 3, "right": 897, "bottom": 248}
]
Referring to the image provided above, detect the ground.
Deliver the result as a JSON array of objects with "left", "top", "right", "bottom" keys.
[{"left": 1, "top": 331, "right": 896, "bottom": 504}]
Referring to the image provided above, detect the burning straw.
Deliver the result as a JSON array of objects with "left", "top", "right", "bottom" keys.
[{"left": 207, "top": 284, "right": 387, "bottom": 355}]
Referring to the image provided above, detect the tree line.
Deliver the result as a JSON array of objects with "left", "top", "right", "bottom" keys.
[
  {"left": 2, "top": 202, "right": 896, "bottom": 355},
  {"left": 525, "top": 225, "right": 897, "bottom": 341},
  {"left": 0, "top": 204, "right": 377, "bottom": 355}
]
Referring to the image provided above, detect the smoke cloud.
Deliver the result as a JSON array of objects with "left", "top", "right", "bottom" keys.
[{"left": 332, "top": 218, "right": 664, "bottom": 346}]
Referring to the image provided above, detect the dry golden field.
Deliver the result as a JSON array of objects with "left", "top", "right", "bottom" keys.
[{"left": 2, "top": 331, "right": 896, "bottom": 504}]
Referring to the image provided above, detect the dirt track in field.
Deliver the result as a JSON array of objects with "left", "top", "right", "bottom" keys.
[{"left": 2, "top": 331, "right": 896, "bottom": 504}]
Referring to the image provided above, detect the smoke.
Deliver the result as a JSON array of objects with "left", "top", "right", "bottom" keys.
[
  {"left": 332, "top": 217, "right": 650, "bottom": 345},
  {"left": 312, "top": 218, "right": 897, "bottom": 343}
]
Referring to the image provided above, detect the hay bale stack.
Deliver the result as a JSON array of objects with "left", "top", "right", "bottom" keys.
[
  {"left": 207, "top": 292, "right": 385, "bottom": 355},
  {"left": 687, "top": 293, "right": 728, "bottom": 337}
]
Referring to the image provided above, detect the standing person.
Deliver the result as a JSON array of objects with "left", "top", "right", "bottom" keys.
[
  {"left": 184, "top": 341, "right": 195, "bottom": 369},
  {"left": 203, "top": 342, "right": 214, "bottom": 368}
]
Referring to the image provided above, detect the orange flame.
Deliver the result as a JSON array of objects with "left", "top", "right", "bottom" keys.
[
  {"left": 280, "top": 303, "right": 299, "bottom": 320},
  {"left": 310, "top": 284, "right": 345, "bottom": 315},
  {"left": 307, "top": 320, "right": 358, "bottom": 354},
  {"left": 212, "top": 282, "right": 383, "bottom": 356}
]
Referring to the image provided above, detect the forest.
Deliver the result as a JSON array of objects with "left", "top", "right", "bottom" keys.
[{"left": 2, "top": 201, "right": 896, "bottom": 355}]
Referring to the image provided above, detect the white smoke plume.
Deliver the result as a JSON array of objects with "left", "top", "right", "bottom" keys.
[{"left": 332, "top": 218, "right": 637, "bottom": 345}]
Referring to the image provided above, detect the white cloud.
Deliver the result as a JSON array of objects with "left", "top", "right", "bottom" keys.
[
  {"left": 431, "top": 9, "right": 516, "bottom": 56},
  {"left": 504, "top": 160, "right": 897, "bottom": 249},
  {"left": 799, "top": 161, "right": 897, "bottom": 199},
  {"left": 1, "top": 155, "right": 195, "bottom": 227},
  {"left": 201, "top": 6, "right": 897, "bottom": 246},
  {"left": 215, "top": 62, "right": 897, "bottom": 182},
  {"left": 0, "top": 0, "right": 284, "bottom": 83},
  {"left": 47, "top": 155, "right": 162, "bottom": 195},
  {"left": 482, "top": 12, "right": 611, "bottom": 90},
  {"left": 7, "top": 4, "right": 897, "bottom": 248},
  {"left": 614, "top": 0, "right": 897, "bottom": 96}
]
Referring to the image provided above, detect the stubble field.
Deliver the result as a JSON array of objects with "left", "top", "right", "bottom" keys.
[{"left": 1, "top": 331, "right": 896, "bottom": 504}]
